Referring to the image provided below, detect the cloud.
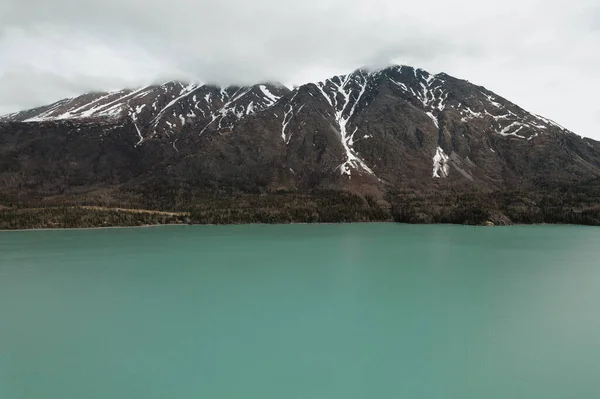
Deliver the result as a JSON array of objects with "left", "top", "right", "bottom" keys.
[{"left": 0, "top": 0, "right": 599, "bottom": 139}]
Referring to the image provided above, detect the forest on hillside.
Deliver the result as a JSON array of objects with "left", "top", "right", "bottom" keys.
[{"left": 1, "top": 178, "right": 599, "bottom": 230}]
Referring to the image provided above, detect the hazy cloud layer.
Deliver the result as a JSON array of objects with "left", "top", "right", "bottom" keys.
[{"left": 1, "top": 0, "right": 599, "bottom": 139}]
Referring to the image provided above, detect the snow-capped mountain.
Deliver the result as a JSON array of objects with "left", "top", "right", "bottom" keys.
[
  {"left": 3, "top": 81, "right": 290, "bottom": 147},
  {"left": 1, "top": 65, "right": 599, "bottom": 200}
]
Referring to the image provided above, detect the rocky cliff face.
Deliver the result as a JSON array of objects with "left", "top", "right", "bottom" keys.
[{"left": 1, "top": 65, "right": 599, "bottom": 203}]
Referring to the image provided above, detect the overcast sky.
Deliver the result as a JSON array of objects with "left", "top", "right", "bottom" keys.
[{"left": 1, "top": 0, "right": 599, "bottom": 139}]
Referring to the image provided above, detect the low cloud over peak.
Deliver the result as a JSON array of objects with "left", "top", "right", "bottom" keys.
[{"left": 1, "top": 0, "right": 599, "bottom": 139}]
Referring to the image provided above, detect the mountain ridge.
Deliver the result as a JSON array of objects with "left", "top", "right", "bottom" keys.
[
  {"left": 1, "top": 64, "right": 600, "bottom": 228},
  {"left": 1, "top": 65, "right": 579, "bottom": 138}
]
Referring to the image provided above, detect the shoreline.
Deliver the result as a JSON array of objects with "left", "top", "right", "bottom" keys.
[
  {"left": 0, "top": 221, "right": 378, "bottom": 232},
  {"left": 2, "top": 220, "right": 599, "bottom": 233},
  {"left": 0, "top": 223, "right": 184, "bottom": 233}
]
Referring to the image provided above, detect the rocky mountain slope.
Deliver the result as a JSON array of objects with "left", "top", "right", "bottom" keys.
[{"left": 1, "top": 65, "right": 599, "bottom": 225}]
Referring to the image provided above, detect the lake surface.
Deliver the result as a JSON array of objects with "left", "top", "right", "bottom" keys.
[{"left": 1, "top": 223, "right": 600, "bottom": 398}]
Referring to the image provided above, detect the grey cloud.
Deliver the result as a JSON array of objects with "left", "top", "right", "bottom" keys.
[
  {"left": 0, "top": 69, "right": 100, "bottom": 111},
  {"left": 0, "top": 0, "right": 599, "bottom": 139}
]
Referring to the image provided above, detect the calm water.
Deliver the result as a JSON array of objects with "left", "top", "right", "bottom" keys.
[{"left": 1, "top": 223, "right": 600, "bottom": 398}]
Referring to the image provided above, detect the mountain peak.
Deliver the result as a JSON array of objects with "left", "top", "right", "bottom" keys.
[{"left": 2, "top": 64, "right": 597, "bottom": 193}]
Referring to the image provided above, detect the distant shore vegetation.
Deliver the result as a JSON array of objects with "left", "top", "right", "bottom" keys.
[{"left": 1, "top": 182, "right": 599, "bottom": 230}]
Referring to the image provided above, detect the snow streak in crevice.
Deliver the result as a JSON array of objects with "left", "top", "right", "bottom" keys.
[
  {"left": 409, "top": 72, "right": 449, "bottom": 130},
  {"left": 432, "top": 146, "right": 450, "bottom": 178},
  {"left": 259, "top": 85, "right": 281, "bottom": 106},
  {"left": 327, "top": 72, "right": 375, "bottom": 177},
  {"left": 150, "top": 83, "right": 198, "bottom": 131},
  {"left": 281, "top": 93, "right": 298, "bottom": 143},
  {"left": 128, "top": 105, "right": 145, "bottom": 147}
]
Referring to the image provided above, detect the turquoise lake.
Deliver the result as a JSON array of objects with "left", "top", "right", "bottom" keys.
[{"left": 1, "top": 223, "right": 599, "bottom": 398}]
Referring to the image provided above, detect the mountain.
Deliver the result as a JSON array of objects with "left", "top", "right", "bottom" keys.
[{"left": 1, "top": 65, "right": 600, "bottom": 227}]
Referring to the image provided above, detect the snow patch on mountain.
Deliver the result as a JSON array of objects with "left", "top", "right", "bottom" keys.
[
  {"left": 498, "top": 121, "right": 527, "bottom": 139},
  {"left": 426, "top": 112, "right": 439, "bottom": 129},
  {"left": 433, "top": 147, "right": 450, "bottom": 178},
  {"left": 316, "top": 71, "right": 375, "bottom": 178},
  {"left": 150, "top": 83, "right": 199, "bottom": 132},
  {"left": 259, "top": 85, "right": 281, "bottom": 106}
]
